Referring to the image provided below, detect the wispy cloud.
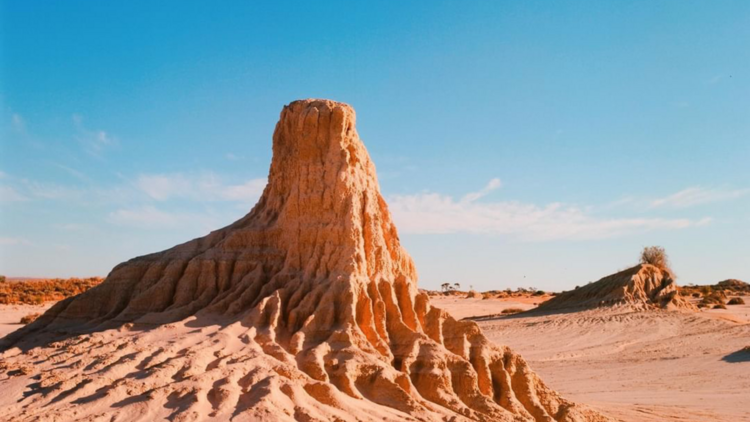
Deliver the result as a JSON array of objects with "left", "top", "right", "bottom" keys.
[
  {"left": 225, "top": 153, "right": 243, "bottom": 161},
  {"left": 73, "top": 114, "right": 117, "bottom": 157},
  {"left": 707, "top": 74, "right": 724, "bottom": 85},
  {"left": 0, "top": 169, "right": 266, "bottom": 208},
  {"left": 54, "top": 223, "right": 90, "bottom": 231},
  {"left": 54, "top": 163, "right": 90, "bottom": 182},
  {"left": 135, "top": 172, "right": 266, "bottom": 204},
  {"left": 23, "top": 180, "right": 85, "bottom": 200},
  {"left": 651, "top": 186, "right": 750, "bottom": 209},
  {"left": 461, "top": 177, "right": 502, "bottom": 203},
  {"left": 0, "top": 237, "right": 32, "bottom": 246},
  {"left": 107, "top": 206, "right": 220, "bottom": 231},
  {"left": 671, "top": 101, "right": 690, "bottom": 108},
  {"left": 0, "top": 185, "right": 29, "bottom": 202},
  {"left": 11, "top": 113, "right": 26, "bottom": 134},
  {"left": 389, "top": 179, "right": 711, "bottom": 241}
]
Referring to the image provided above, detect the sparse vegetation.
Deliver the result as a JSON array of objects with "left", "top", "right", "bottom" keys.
[
  {"left": 700, "top": 291, "right": 727, "bottom": 307},
  {"left": 533, "top": 290, "right": 545, "bottom": 296},
  {"left": 0, "top": 277, "right": 103, "bottom": 305},
  {"left": 727, "top": 297, "right": 745, "bottom": 305},
  {"left": 713, "top": 304, "right": 727, "bottom": 310},
  {"left": 501, "top": 307, "right": 524, "bottom": 314},
  {"left": 19, "top": 313, "right": 40, "bottom": 324},
  {"left": 640, "top": 246, "right": 670, "bottom": 271},
  {"left": 716, "top": 279, "right": 750, "bottom": 292}
]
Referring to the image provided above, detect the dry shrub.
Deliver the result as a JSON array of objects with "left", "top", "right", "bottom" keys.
[
  {"left": 0, "top": 277, "right": 103, "bottom": 305},
  {"left": 20, "top": 313, "right": 40, "bottom": 324},
  {"left": 713, "top": 304, "right": 727, "bottom": 310},
  {"left": 501, "top": 307, "right": 524, "bottom": 315},
  {"left": 640, "top": 246, "right": 670, "bottom": 271},
  {"left": 727, "top": 297, "right": 746, "bottom": 305},
  {"left": 700, "top": 291, "right": 727, "bottom": 306}
]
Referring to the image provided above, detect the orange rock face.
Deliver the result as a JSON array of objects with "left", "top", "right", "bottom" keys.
[
  {"left": 537, "top": 264, "right": 695, "bottom": 313},
  {"left": 1, "top": 100, "right": 609, "bottom": 421}
]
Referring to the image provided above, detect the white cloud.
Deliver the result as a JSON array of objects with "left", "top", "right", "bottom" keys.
[
  {"left": 73, "top": 114, "right": 117, "bottom": 157},
  {"left": 651, "top": 186, "right": 750, "bottom": 209},
  {"left": 107, "top": 206, "right": 190, "bottom": 229},
  {"left": 136, "top": 174, "right": 192, "bottom": 201},
  {"left": 0, "top": 185, "right": 28, "bottom": 202},
  {"left": 106, "top": 206, "right": 220, "bottom": 231},
  {"left": 219, "top": 179, "right": 268, "bottom": 202},
  {"left": 461, "top": 178, "right": 502, "bottom": 203},
  {"left": 389, "top": 180, "right": 711, "bottom": 241},
  {"left": 135, "top": 172, "right": 266, "bottom": 203}
]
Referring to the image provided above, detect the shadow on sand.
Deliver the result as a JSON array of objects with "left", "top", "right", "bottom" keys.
[
  {"left": 722, "top": 348, "right": 750, "bottom": 363},
  {"left": 0, "top": 298, "right": 239, "bottom": 354}
]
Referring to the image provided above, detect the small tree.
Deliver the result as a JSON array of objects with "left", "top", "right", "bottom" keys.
[
  {"left": 453, "top": 283, "right": 461, "bottom": 291},
  {"left": 440, "top": 283, "right": 450, "bottom": 292},
  {"left": 640, "top": 246, "right": 670, "bottom": 271},
  {"left": 0, "top": 275, "right": 5, "bottom": 283}
]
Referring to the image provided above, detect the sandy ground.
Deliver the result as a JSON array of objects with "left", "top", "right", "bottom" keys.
[
  {"left": 0, "top": 303, "right": 55, "bottom": 339},
  {"left": 432, "top": 295, "right": 750, "bottom": 422},
  {"left": 2, "top": 297, "right": 747, "bottom": 421}
]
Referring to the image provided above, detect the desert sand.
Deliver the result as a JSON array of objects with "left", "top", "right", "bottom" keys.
[
  {"left": 0, "top": 303, "right": 55, "bottom": 339},
  {"left": 432, "top": 292, "right": 750, "bottom": 422},
  {"left": 0, "top": 100, "right": 607, "bottom": 422}
]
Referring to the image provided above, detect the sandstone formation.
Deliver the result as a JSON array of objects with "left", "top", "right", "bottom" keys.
[
  {"left": 536, "top": 264, "right": 694, "bottom": 313},
  {"left": 0, "top": 100, "right": 609, "bottom": 422}
]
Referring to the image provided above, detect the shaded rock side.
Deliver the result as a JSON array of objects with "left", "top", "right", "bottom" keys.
[
  {"left": 537, "top": 264, "right": 695, "bottom": 313},
  {"left": 1, "top": 99, "right": 609, "bottom": 421}
]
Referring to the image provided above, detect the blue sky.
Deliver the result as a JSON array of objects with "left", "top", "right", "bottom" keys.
[{"left": 1, "top": 1, "right": 748, "bottom": 290}]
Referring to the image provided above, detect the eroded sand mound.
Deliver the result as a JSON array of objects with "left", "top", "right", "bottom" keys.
[
  {"left": 0, "top": 99, "right": 608, "bottom": 422},
  {"left": 536, "top": 264, "right": 694, "bottom": 313},
  {"left": 716, "top": 279, "right": 750, "bottom": 292}
]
